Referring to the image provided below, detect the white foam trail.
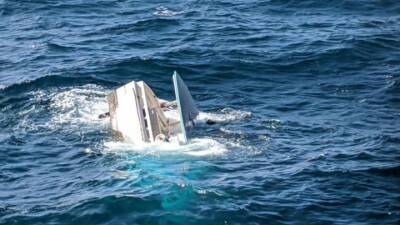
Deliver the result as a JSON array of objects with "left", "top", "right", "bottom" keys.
[
  {"left": 196, "top": 108, "right": 252, "bottom": 123},
  {"left": 13, "top": 85, "right": 108, "bottom": 134},
  {"left": 49, "top": 84, "right": 108, "bottom": 127},
  {"left": 102, "top": 138, "right": 227, "bottom": 157}
]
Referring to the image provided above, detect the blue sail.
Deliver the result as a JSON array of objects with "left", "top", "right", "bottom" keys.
[{"left": 173, "top": 71, "right": 199, "bottom": 144}]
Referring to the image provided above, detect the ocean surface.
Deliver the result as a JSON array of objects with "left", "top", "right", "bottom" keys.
[{"left": 1, "top": 0, "right": 399, "bottom": 224}]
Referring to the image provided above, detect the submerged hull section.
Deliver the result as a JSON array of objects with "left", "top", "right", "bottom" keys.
[
  {"left": 107, "top": 81, "right": 169, "bottom": 144},
  {"left": 107, "top": 72, "right": 198, "bottom": 145}
]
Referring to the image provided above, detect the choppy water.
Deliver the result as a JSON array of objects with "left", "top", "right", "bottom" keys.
[{"left": 1, "top": 0, "right": 400, "bottom": 224}]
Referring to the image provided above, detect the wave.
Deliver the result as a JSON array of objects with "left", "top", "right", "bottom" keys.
[
  {"left": 46, "top": 42, "right": 76, "bottom": 52},
  {"left": 0, "top": 75, "right": 114, "bottom": 94},
  {"left": 258, "top": 0, "right": 400, "bottom": 13},
  {"left": 366, "top": 165, "right": 400, "bottom": 177},
  {"left": 291, "top": 160, "right": 400, "bottom": 178},
  {"left": 85, "top": 18, "right": 180, "bottom": 36}
]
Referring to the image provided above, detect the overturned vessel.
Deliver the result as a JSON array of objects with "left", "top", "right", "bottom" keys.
[{"left": 107, "top": 71, "right": 198, "bottom": 145}]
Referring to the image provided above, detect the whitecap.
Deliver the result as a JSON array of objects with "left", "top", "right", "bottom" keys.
[
  {"left": 219, "top": 127, "right": 243, "bottom": 135},
  {"left": 153, "top": 6, "right": 180, "bottom": 17}
]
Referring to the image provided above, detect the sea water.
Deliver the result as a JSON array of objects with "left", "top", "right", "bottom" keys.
[{"left": 0, "top": 1, "right": 399, "bottom": 224}]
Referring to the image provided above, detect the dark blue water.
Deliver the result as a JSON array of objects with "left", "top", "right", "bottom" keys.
[{"left": 1, "top": 0, "right": 399, "bottom": 224}]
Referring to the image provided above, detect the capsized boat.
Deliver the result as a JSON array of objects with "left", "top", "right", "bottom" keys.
[{"left": 106, "top": 71, "right": 198, "bottom": 145}]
